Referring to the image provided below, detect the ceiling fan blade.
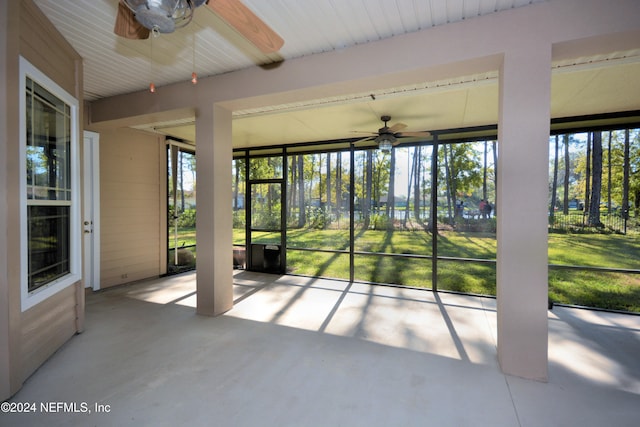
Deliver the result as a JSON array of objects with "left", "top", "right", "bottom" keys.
[
  {"left": 352, "top": 136, "right": 376, "bottom": 147},
  {"left": 388, "top": 122, "right": 408, "bottom": 133},
  {"left": 396, "top": 131, "right": 432, "bottom": 138},
  {"left": 114, "top": 1, "right": 150, "bottom": 40},
  {"left": 206, "top": 0, "right": 284, "bottom": 54}
]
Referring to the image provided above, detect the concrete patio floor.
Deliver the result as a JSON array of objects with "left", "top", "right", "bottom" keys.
[{"left": 2, "top": 270, "right": 639, "bottom": 426}]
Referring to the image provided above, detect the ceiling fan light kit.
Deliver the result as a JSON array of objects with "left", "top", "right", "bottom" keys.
[
  {"left": 376, "top": 135, "right": 395, "bottom": 153},
  {"left": 354, "top": 115, "right": 431, "bottom": 152}
]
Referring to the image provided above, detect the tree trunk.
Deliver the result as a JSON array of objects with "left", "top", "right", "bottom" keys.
[
  {"left": 336, "top": 152, "right": 342, "bottom": 221},
  {"left": 413, "top": 146, "right": 422, "bottom": 221},
  {"left": 550, "top": 135, "right": 559, "bottom": 221},
  {"left": 588, "top": 132, "right": 602, "bottom": 227},
  {"left": 326, "top": 152, "right": 331, "bottom": 213},
  {"left": 373, "top": 153, "right": 384, "bottom": 215},
  {"left": 179, "top": 152, "right": 185, "bottom": 211},
  {"left": 607, "top": 131, "right": 612, "bottom": 212},
  {"left": 233, "top": 159, "right": 240, "bottom": 211},
  {"left": 443, "top": 145, "right": 453, "bottom": 223},
  {"left": 317, "top": 154, "right": 322, "bottom": 206},
  {"left": 289, "top": 156, "right": 296, "bottom": 219},
  {"left": 448, "top": 145, "right": 458, "bottom": 222},
  {"left": 298, "top": 155, "right": 305, "bottom": 227},
  {"left": 387, "top": 147, "right": 396, "bottom": 226},
  {"left": 563, "top": 134, "right": 569, "bottom": 215},
  {"left": 492, "top": 141, "right": 498, "bottom": 214},
  {"left": 622, "top": 129, "right": 630, "bottom": 220},
  {"left": 482, "top": 140, "right": 488, "bottom": 201},
  {"left": 363, "top": 150, "right": 373, "bottom": 229},
  {"left": 585, "top": 132, "right": 592, "bottom": 213},
  {"left": 403, "top": 148, "right": 415, "bottom": 228}
]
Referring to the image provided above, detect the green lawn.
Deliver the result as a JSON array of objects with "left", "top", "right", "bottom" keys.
[
  {"left": 169, "top": 227, "right": 196, "bottom": 248},
  {"left": 235, "top": 227, "right": 640, "bottom": 312}
]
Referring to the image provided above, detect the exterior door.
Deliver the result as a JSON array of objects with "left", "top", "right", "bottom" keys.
[
  {"left": 248, "top": 181, "right": 285, "bottom": 273},
  {"left": 83, "top": 131, "right": 100, "bottom": 290}
]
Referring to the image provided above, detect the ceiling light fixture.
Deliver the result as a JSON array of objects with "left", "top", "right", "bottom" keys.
[{"left": 376, "top": 134, "right": 395, "bottom": 153}]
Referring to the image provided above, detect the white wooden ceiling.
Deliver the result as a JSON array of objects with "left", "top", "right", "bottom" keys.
[{"left": 33, "top": 0, "right": 640, "bottom": 147}]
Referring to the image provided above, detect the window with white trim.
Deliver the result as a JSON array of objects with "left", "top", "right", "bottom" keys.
[{"left": 20, "top": 57, "right": 80, "bottom": 311}]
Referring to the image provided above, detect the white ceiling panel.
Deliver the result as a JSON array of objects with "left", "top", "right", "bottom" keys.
[
  {"left": 32, "top": 0, "right": 640, "bottom": 148},
  {"left": 34, "top": 0, "right": 545, "bottom": 101}
]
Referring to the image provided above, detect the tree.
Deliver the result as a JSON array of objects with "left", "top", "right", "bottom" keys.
[
  {"left": 439, "top": 143, "right": 483, "bottom": 223},
  {"left": 372, "top": 150, "right": 390, "bottom": 216},
  {"left": 602, "top": 129, "right": 639, "bottom": 218}
]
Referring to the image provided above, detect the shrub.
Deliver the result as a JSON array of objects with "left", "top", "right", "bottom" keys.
[
  {"left": 307, "top": 206, "right": 332, "bottom": 229},
  {"left": 177, "top": 209, "right": 196, "bottom": 228},
  {"left": 233, "top": 210, "right": 246, "bottom": 228}
]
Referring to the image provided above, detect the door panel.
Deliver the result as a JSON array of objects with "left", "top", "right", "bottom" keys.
[{"left": 83, "top": 131, "right": 100, "bottom": 290}]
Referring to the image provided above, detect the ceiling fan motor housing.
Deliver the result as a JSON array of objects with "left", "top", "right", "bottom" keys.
[
  {"left": 134, "top": 5, "right": 175, "bottom": 32},
  {"left": 125, "top": 0, "right": 198, "bottom": 33}
]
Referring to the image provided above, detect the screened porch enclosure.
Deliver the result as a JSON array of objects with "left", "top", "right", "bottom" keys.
[
  {"left": 233, "top": 133, "right": 499, "bottom": 295},
  {"left": 232, "top": 121, "right": 640, "bottom": 313}
]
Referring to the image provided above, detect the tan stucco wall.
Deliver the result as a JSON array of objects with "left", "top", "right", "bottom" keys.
[{"left": 0, "top": 0, "right": 83, "bottom": 400}]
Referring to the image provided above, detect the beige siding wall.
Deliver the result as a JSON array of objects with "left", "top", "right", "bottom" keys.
[
  {"left": 100, "top": 128, "right": 164, "bottom": 288},
  {"left": 18, "top": 1, "right": 78, "bottom": 94},
  {"left": 0, "top": 0, "right": 11, "bottom": 401},
  {"left": 20, "top": 285, "right": 79, "bottom": 380},
  {"left": 1, "top": 0, "right": 84, "bottom": 400}
]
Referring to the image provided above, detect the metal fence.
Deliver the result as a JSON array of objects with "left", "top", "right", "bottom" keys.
[{"left": 548, "top": 212, "right": 630, "bottom": 234}]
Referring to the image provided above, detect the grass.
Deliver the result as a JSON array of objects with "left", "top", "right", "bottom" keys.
[
  {"left": 227, "top": 227, "right": 640, "bottom": 312},
  {"left": 169, "top": 227, "right": 196, "bottom": 248},
  {"left": 549, "top": 269, "right": 640, "bottom": 312}
]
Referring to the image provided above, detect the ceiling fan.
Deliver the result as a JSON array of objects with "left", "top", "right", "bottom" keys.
[
  {"left": 354, "top": 115, "right": 431, "bottom": 153},
  {"left": 114, "top": 0, "right": 284, "bottom": 54}
]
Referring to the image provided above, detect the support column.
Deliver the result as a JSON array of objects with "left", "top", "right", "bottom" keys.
[
  {"left": 195, "top": 103, "right": 234, "bottom": 316},
  {"left": 497, "top": 44, "right": 551, "bottom": 381}
]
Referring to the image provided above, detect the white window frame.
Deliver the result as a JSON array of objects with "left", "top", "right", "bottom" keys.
[{"left": 19, "top": 56, "right": 81, "bottom": 312}]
